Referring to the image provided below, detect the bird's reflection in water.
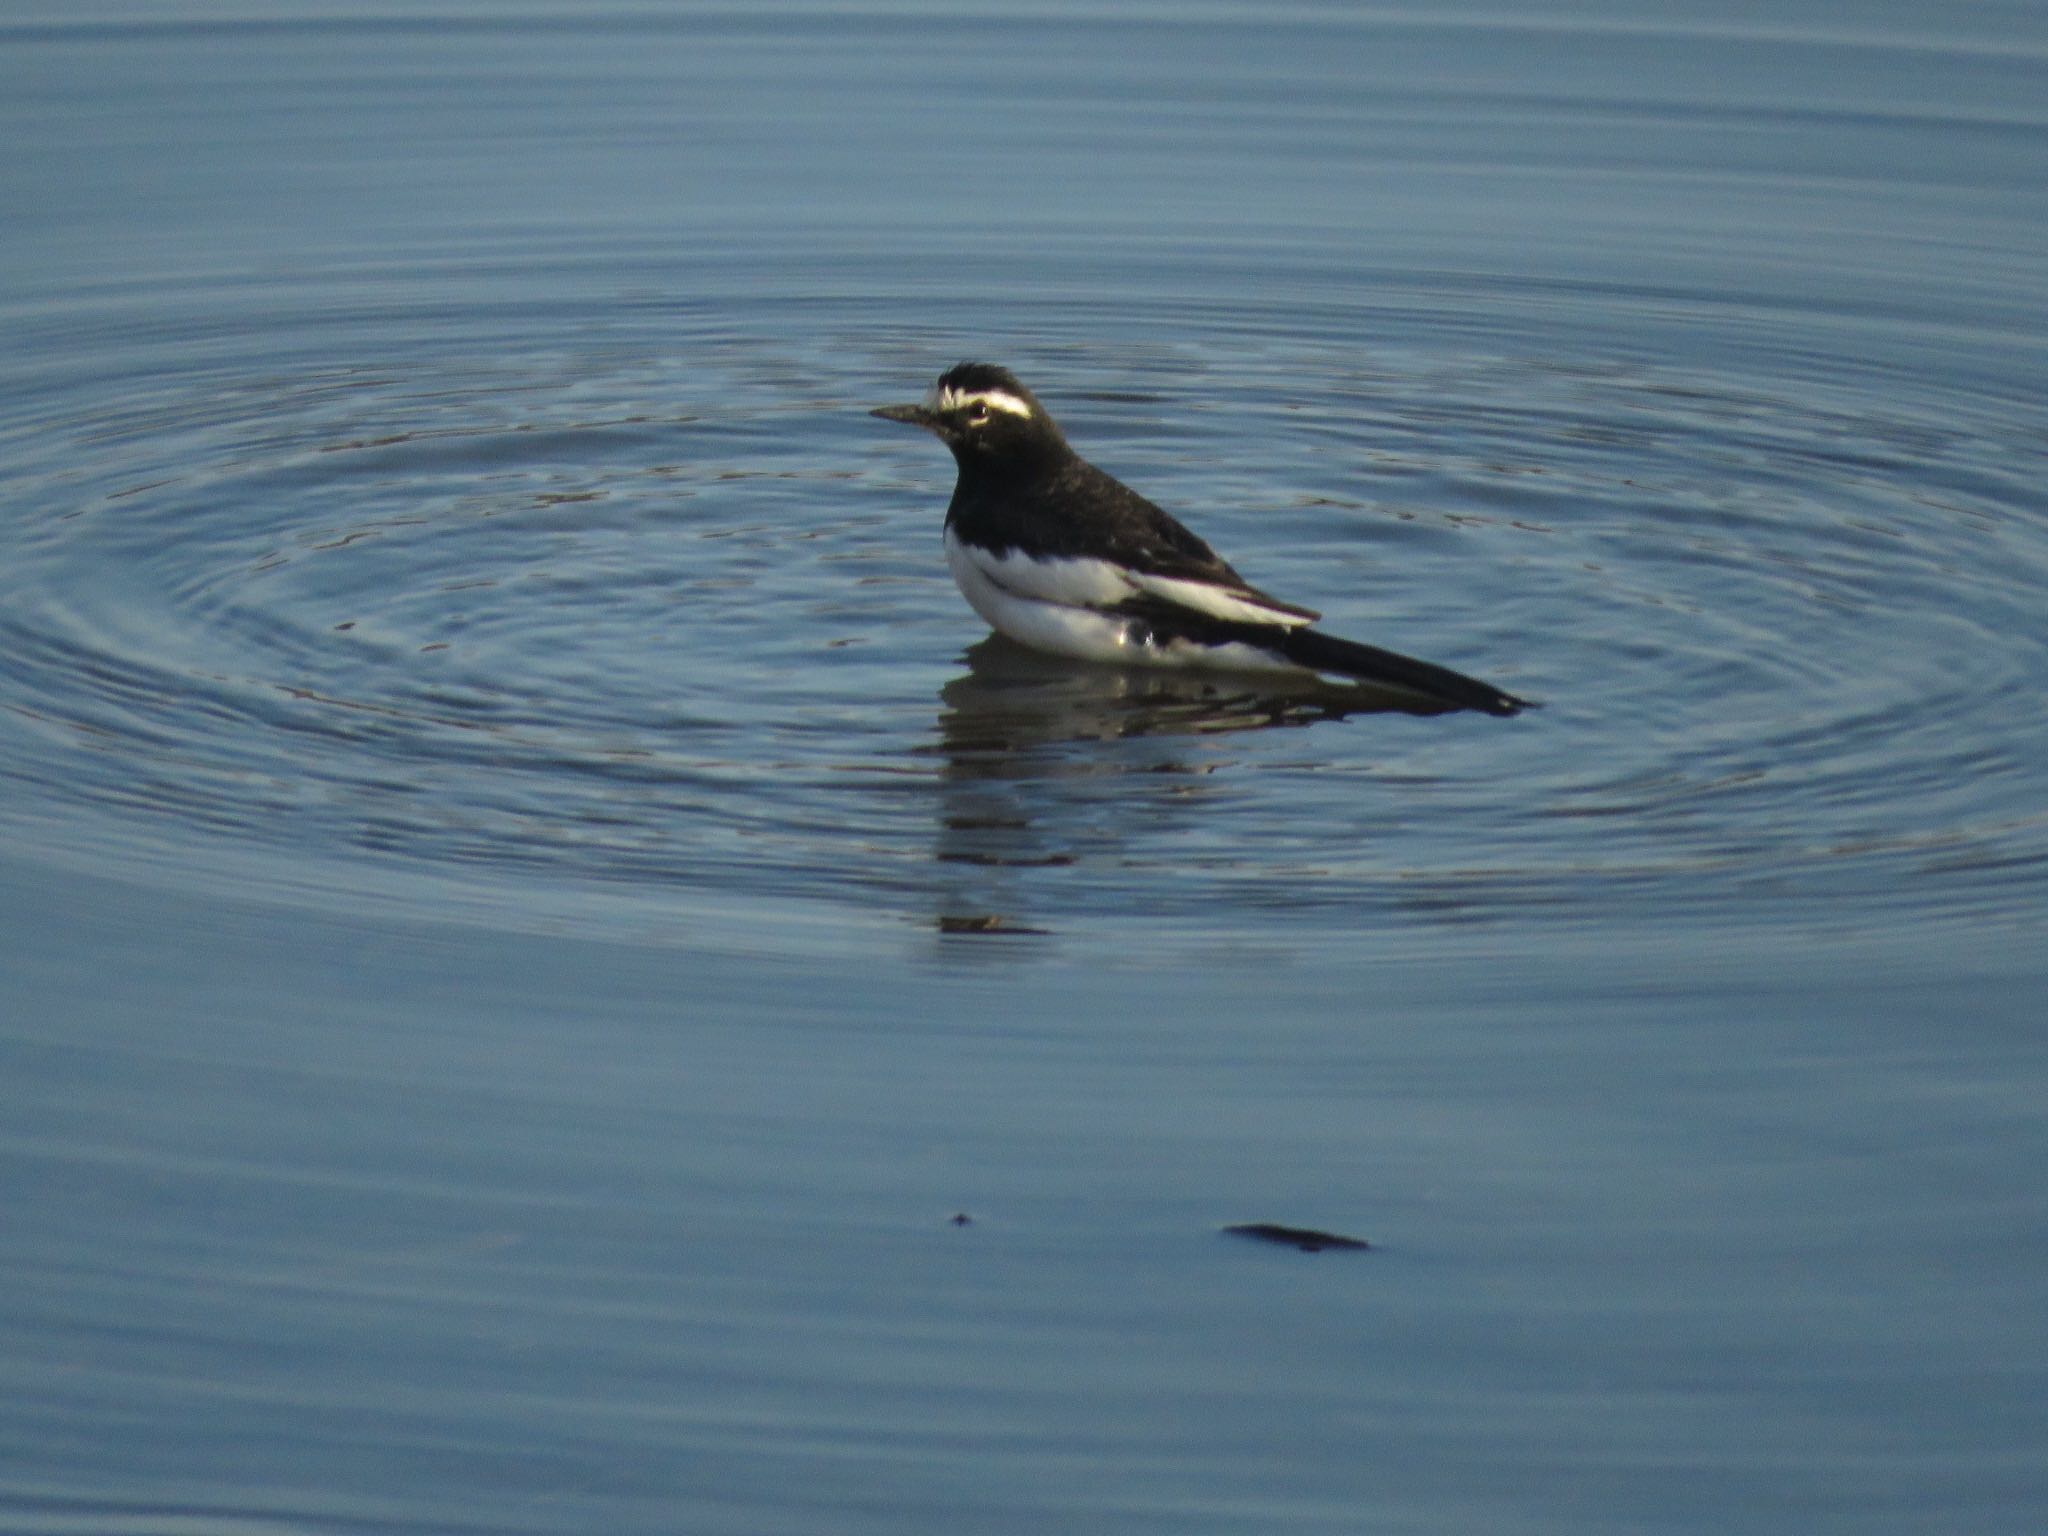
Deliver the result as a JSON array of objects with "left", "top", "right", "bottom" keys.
[{"left": 919, "top": 636, "right": 1438, "bottom": 940}]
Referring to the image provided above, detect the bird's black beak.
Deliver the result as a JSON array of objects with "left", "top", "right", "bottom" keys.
[{"left": 871, "top": 403, "right": 937, "bottom": 430}]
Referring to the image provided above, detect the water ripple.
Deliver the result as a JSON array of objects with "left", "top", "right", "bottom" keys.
[{"left": 1, "top": 286, "right": 2043, "bottom": 958}]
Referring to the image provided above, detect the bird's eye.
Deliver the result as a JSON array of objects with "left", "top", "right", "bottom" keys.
[{"left": 965, "top": 401, "right": 990, "bottom": 424}]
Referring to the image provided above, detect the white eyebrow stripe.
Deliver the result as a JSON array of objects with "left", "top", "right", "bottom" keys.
[{"left": 932, "top": 385, "right": 1034, "bottom": 418}]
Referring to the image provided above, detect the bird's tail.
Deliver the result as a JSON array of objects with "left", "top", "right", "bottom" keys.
[{"left": 1276, "top": 627, "right": 1532, "bottom": 717}]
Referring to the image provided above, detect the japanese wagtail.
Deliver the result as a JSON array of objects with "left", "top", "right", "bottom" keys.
[{"left": 873, "top": 363, "right": 1531, "bottom": 716}]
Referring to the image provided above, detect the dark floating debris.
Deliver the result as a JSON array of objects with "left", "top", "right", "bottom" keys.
[
  {"left": 936, "top": 913, "right": 1049, "bottom": 936},
  {"left": 948, "top": 1212, "right": 974, "bottom": 1227},
  {"left": 1224, "top": 1222, "right": 1370, "bottom": 1253}
]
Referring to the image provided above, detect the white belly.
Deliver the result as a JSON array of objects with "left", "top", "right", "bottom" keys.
[{"left": 944, "top": 530, "right": 1306, "bottom": 676}]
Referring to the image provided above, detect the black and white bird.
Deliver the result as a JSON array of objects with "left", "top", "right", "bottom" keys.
[{"left": 872, "top": 362, "right": 1531, "bottom": 717}]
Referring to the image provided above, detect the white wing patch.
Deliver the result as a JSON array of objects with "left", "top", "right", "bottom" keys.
[
  {"left": 1126, "top": 571, "right": 1319, "bottom": 628},
  {"left": 945, "top": 531, "right": 1318, "bottom": 629},
  {"left": 933, "top": 384, "right": 1034, "bottom": 419}
]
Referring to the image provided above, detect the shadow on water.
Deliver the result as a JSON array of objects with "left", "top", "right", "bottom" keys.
[
  {"left": 920, "top": 636, "right": 1437, "bottom": 938},
  {"left": 939, "top": 633, "right": 1447, "bottom": 743}
]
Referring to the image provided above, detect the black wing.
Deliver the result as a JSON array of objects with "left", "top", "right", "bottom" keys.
[{"left": 980, "top": 458, "right": 1322, "bottom": 623}]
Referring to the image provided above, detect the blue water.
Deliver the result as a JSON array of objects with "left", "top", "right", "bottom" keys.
[{"left": 4, "top": 5, "right": 2045, "bottom": 1532}]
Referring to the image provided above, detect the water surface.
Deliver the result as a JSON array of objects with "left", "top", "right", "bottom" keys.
[{"left": 3, "top": 5, "right": 2045, "bottom": 1532}]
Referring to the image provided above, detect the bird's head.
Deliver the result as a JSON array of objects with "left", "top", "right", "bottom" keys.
[{"left": 871, "top": 362, "right": 1069, "bottom": 471}]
